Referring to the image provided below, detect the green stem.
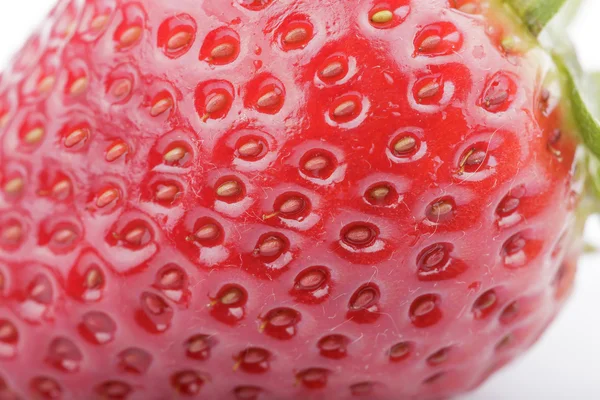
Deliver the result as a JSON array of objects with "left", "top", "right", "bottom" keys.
[
  {"left": 504, "top": 0, "right": 600, "bottom": 159},
  {"left": 504, "top": 0, "right": 568, "bottom": 35},
  {"left": 553, "top": 56, "right": 600, "bottom": 158}
]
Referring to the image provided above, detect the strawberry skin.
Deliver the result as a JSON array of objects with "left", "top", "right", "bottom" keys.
[{"left": 0, "top": 0, "right": 583, "bottom": 399}]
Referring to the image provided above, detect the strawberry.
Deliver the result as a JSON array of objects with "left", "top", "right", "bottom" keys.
[{"left": 0, "top": 0, "right": 595, "bottom": 399}]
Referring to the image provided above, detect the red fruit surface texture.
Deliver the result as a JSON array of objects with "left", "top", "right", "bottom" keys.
[{"left": 0, "top": 0, "right": 583, "bottom": 399}]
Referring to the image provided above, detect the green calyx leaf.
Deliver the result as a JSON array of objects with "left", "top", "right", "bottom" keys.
[
  {"left": 504, "top": 0, "right": 600, "bottom": 160},
  {"left": 504, "top": 0, "right": 568, "bottom": 36},
  {"left": 553, "top": 55, "right": 600, "bottom": 159}
]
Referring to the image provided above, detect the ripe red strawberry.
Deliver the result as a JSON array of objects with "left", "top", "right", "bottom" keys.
[{"left": 0, "top": 0, "right": 593, "bottom": 399}]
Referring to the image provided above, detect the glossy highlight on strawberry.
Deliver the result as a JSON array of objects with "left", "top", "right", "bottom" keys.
[{"left": 0, "top": 0, "right": 584, "bottom": 399}]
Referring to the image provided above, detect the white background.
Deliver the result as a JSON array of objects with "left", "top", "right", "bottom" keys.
[{"left": 0, "top": 1, "right": 598, "bottom": 399}]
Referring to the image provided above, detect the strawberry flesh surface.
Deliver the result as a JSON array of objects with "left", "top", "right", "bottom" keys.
[{"left": 0, "top": 0, "right": 582, "bottom": 399}]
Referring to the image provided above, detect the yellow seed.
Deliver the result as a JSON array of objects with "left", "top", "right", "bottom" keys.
[
  {"left": 125, "top": 227, "right": 146, "bottom": 245},
  {"left": 371, "top": 10, "right": 393, "bottom": 24},
  {"left": 23, "top": 127, "right": 44, "bottom": 145},
  {"left": 53, "top": 229, "right": 77, "bottom": 244},
  {"left": 85, "top": 268, "right": 103, "bottom": 289},
  {"left": 52, "top": 180, "right": 71, "bottom": 198},
  {"left": 345, "top": 226, "right": 372, "bottom": 244},
  {"left": 419, "top": 35, "right": 442, "bottom": 52},
  {"left": 284, "top": 27, "right": 308, "bottom": 44},
  {"left": 37, "top": 75, "right": 56, "bottom": 93},
  {"left": 413, "top": 300, "right": 435, "bottom": 316},
  {"left": 2, "top": 224, "right": 22, "bottom": 242},
  {"left": 106, "top": 142, "right": 128, "bottom": 162},
  {"left": 429, "top": 201, "right": 453, "bottom": 218},
  {"left": 187, "top": 336, "right": 209, "bottom": 354},
  {"left": 257, "top": 237, "right": 283, "bottom": 257},
  {"left": 370, "top": 186, "right": 390, "bottom": 200},
  {"left": 394, "top": 136, "right": 417, "bottom": 155},
  {"left": 167, "top": 31, "right": 192, "bottom": 51},
  {"left": 163, "top": 147, "right": 186, "bottom": 163},
  {"left": 159, "top": 269, "right": 181, "bottom": 287},
  {"left": 29, "top": 280, "right": 47, "bottom": 298},
  {"left": 257, "top": 91, "right": 281, "bottom": 108},
  {"left": 64, "top": 20, "right": 77, "bottom": 37},
  {"left": 64, "top": 128, "right": 89, "bottom": 148},
  {"left": 320, "top": 62, "right": 344, "bottom": 79},
  {"left": 90, "top": 15, "right": 110, "bottom": 32},
  {"left": 119, "top": 26, "right": 142, "bottom": 47},
  {"left": 155, "top": 185, "right": 179, "bottom": 201},
  {"left": 205, "top": 93, "right": 227, "bottom": 114},
  {"left": 211, "top": 43, "right": 235, "bottom": 59},
  {"left": 418, "top": 82, "right": 440, "bottom": 99},
  {"left": 304, "top": 156, "right": 328, "bottom": 171},
  {"left": 96, "top": 188, "right": 119, "bottom": 208},
  {"left": 216, "top": 181, "right": 241, "bottom": 197},
  {"left": 4, "top": 177, "right": 24, "bottom": 194},
  {"left": 220, "top": 288, "right": 243, "bottom": 305},
  {"left": 194, "top": 224, "right": 219, "bottom": 241},
  {"left": 0, "top": 321, "right": 16, "bottom": 339},
  {"left": 279, "top": 197, "right": 304, "bottom": 214},
  {"left": 238, "top": 141, "right": 262, "bottom": 158},
  {"left": 111, "top": 79, "right": 132, "bottom": 98},
  {"left": 333, "top": 100, "right": 356, "bottom": 117},
  {"left": 150, "top": 97, "right": 173, "bottom": 117},
  {"left": 70, "top": 77, "right": 89, "bottom": 96}
]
